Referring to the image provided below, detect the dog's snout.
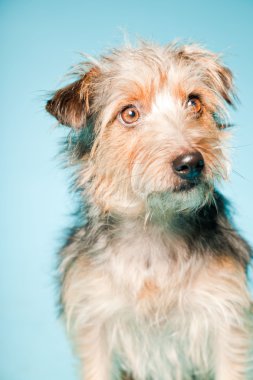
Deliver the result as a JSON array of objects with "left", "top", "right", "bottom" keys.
[{"left": 172, "top": 152, "right": 204, "bottom": 180}]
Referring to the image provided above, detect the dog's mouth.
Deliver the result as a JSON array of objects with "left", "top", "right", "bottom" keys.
[
  {"left": 173, "top": 179, "right": 201, "bottom": 192},
  {"left": 147, "top": 179, "right": 213, "bottom": 216}
]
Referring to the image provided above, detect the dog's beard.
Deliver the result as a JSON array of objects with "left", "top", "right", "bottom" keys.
[{"left": 146, "top": 182, "right": 214, "bottom": 217}]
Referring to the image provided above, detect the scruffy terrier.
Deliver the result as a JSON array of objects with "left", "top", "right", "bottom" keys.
[{"left": 46, "top": 41, "right": 253, "bottom": 380}]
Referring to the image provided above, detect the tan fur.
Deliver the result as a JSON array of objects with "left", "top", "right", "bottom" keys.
[
  {"left": 59, "top": 218, "right": 252, "bottom": 379},
  {"left": 46, "top": 41, "right": 253, "bottom": 379},
  {"left": 137, "top": 279, "right": 160, "bottom": 300}
]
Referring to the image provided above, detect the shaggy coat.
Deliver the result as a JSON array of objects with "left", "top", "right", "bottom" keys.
[{"left": 46, "top": 42, "right": 253, "bottom": 380}]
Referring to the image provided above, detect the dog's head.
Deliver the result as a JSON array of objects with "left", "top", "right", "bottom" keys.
[{"left": 46, "top": 42, "right": 235, "bottom": 217}]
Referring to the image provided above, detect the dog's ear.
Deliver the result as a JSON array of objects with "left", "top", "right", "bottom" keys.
[
  {"left": 178, "top": 45, "right": 235, "bottom": 106},
  {"left": 46, "top": 67, "right": 99, "bottom": 128},
  {"left": 214, "top": 65, "right": 234, "bottom": 105}
]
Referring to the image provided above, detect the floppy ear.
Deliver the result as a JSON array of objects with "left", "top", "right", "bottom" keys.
[
  {"left": 178, "top": 45, "right": 235, "bottom": 106},
  {"left": 46, "top": 67, "right": 98, "bottom": 128},
  {"left": 215, "top": 65, "right": 234, "bottom": 105}
]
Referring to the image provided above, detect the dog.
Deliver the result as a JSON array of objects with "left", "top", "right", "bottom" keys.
[{"left": 46, "top": 41, "right": 253, "bottom": 380}]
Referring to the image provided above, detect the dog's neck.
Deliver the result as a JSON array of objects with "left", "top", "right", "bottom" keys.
[
  {"left": 99, "top": 190, "right": 225, "bottom": 233},
  {"left": 83, "top": 189, "right": 249, "bottom": 266}
]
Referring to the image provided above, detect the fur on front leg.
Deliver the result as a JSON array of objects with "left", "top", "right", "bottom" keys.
[
  {"left": 206, "top": 263, "right": 253, "bottom": 380},
  {"left": 214, "top": 311, "right": 253, "bottom": 380},
  {"left": 60, "top": 255, "right": 116, "bottom": 380},
  {"left": 189, "top": 257, "right": 253, "bottom": 380},
  {"left": 76, "top": 325, "right": 112, "bottom": 380}
]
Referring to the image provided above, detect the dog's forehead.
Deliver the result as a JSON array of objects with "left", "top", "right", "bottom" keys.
[
  {"left": 151, "top": 88, "right": 180, "bottom": 117},
  {"left": 104, "top": 48, "right": 168, "bottom": 84},
  {"left": 100, "top": 47, "right": 206, "bottom": 103}
]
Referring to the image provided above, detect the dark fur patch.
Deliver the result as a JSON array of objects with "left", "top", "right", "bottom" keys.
[
  {"left": 46, "top": 67, "right": 100, "bottom": 129},
  {"left": 171, "top": 192, "right": 252, "bottom": 267},
  {"left": 46, "top": 80, "right": 86, "bottom": 128}
]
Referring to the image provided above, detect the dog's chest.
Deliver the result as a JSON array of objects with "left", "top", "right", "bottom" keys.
[
  {"left": 100, "top": 222, "right": 213, "bottom": 378},
  {"left": 105, "top": 221, "right": 197, "bottom": 317}
]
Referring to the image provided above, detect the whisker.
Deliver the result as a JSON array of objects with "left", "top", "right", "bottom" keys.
[
  {"left": 231, "top": 170, "right": 247, "bottom": 180},
  {"left": 230, "top": 144, "right": 253, "bottom": 149}
]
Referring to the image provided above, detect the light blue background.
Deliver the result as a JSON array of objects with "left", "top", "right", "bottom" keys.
[{"left": 1, "top": 1, "right": 253, "bottom": 379}]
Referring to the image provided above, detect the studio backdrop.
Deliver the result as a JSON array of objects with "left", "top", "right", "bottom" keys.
[{"left": 1, "top": 1, "right": 253, "bottom": 380}]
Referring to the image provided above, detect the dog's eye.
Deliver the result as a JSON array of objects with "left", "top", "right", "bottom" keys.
[
  {"left": 186, "top": 97, "right": 202, "bottom": 114},
  {"left": 119, "top": 105, "right": 140, "bottom": 126}
]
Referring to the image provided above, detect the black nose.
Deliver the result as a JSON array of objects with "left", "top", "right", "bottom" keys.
[{"left": 172, "top": 152, "right": 204, "bottom": 180}]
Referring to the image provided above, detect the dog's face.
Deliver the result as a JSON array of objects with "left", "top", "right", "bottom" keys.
[{"left": 46, "top": 43, "right": 234, "bottom": 216}]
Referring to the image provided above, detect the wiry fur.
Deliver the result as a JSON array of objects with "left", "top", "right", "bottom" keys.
[{"left": 46, "top": 41, "right": 253, "bottom": 380}]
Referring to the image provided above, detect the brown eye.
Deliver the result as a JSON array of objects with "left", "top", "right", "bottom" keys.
[
  {"left": 186, "top": 97, "right": 202, "bottom": 114},
  {"left": 119, "top": 105, "right": 140, "bottom": 126}
]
